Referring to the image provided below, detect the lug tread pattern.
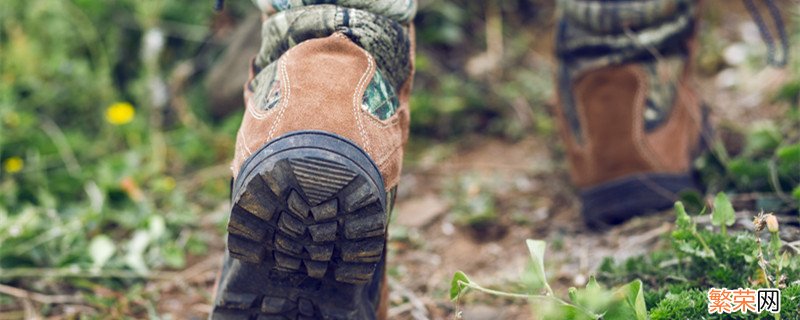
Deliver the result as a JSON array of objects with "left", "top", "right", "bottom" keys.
[
  {"left": 215, "top": 155, "right": 386, "bottom": 319},
  {"left": 290, "top": 158, "right": 356, "bottom": 206}
]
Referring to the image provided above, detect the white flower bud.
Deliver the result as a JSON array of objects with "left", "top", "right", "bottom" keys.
[{"left": 766, "top": 214, "right": 779, "bottom": 233}]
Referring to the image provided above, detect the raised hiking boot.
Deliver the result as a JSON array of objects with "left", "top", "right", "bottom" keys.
[
  {"left": 209, "top": 2, "right": 416, "bottom": 319},
  {"left": 554, "top": 0, "right": 710, "bottom": 226}
]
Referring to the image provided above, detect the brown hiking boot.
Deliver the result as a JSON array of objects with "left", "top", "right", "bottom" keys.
[
  {"left": 210, "top": 3, "right": 415, "bottom": 319},
  {"left": 554, "top": 0, "right": 709, "bottom": 226}
]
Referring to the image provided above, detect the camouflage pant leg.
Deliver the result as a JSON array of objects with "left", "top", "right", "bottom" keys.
[
  {"left": 556, "top": 0, "right": 697, "bottom": 68},
  {"left": 556, "top": 0, "right": 698, "bottom": 135},
  {"left": 247, "top": 0, "right": 415, "bottom": 120}
]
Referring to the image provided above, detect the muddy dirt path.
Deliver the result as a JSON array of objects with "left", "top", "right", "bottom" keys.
[{"left": 387, "top": 136, "right": 682, "bottom": 320}]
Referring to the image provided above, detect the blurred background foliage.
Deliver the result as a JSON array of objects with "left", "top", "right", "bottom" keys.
[
  {"left": 411, "top": 1, "right": 556, "bottom": 138},
  {"left": 0, "top": 0, "right": 797, "bottom": 317},
  {"left": 0, "top": 0, "right": 241, "bottom": 316},
  {"left": 1, "top": 0, "right": 229, "bottom": 271},
  {"left": 0, "top": 0, "right": 560, "bottom": 287}
]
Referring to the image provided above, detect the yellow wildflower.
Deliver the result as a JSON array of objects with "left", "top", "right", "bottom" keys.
[
  {"left": 162, "top": 176, "right": 176, "bottom": 191},
  {"left": 3, "top": 157, "right": 24, "bottom": 173},
  {"left": 105, "top": 102, "right": 135, "bottom": 125}
]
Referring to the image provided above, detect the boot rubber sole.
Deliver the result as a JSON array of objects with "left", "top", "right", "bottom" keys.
[
  {"left": 581, "top": 173, "right": 697, "bottom": 228},
  {"left": 212, "top": 131, "right": 387, "bottom": 320}
]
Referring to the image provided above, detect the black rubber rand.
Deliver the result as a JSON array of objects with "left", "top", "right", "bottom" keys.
[{"left": 211, "top": 131, "right": 388, "bottom": 320}]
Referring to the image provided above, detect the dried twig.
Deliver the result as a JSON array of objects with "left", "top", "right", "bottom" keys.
[
  {"left": 0, "top": 267, "right": 179, "bottom": 280},
  {"left": 617, "top": 223, "right": 672, "bottom": 255},
  {"left": 786, "top": 241, "right": 800, "bottom": 254},
  {"left": 22, "top": 298, "right": 37, "bottom": 320},
  {"left": 0, "top": 310, "right": 27, "bottom": 320},
  {"left": 388, "top": 303, "right": 415, "bottom": 318},
  {"left": 154, "top": 254, "right": 221, "bottom": 293},
  {"left": 0, "top": 284, "right": 83, "bottom": 305}
]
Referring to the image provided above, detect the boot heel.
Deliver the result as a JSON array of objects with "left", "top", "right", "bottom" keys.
[
  {"left": 581, "top": 173, "right": 697, "bottom": 228},
  {"left": 213, "top": 130, "right": 387, "bottom": 319}
]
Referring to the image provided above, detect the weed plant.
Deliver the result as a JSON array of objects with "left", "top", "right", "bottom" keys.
[{"left": 451, "top": 195, "right": 800, "bottom": 319}]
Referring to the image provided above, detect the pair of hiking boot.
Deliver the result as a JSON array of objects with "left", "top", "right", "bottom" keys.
[{"left": 209, "top": 0, "right": 711, "bottom": 318}]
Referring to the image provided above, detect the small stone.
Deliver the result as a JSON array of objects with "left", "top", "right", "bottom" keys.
[{"left": 395, "top": 194, "right": 449, "bottom": 228}]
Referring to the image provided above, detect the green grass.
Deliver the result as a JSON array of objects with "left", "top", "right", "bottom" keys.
[
  {"left": 0, "top": 0, "right": 235, "bottom": 316},
  {"left": 452, "top": 199, "right": 800, "bottom": 319}
]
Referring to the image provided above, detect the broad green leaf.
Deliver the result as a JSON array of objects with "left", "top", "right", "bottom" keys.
[
  {"left": 678, "top": 190, "right": 704, "bottom": 214},
  {"left": 605, "top": 280, "right": 648, "bottom": 320},
  {"left": 628, "top": 280, "right": 648, "bottom": 320},
  {"left": 673, "top": 202, "right": 694, "bottom": 232},
  {"left": 780, "top": 252, "right": 791, "bottom": 268},
  {"left": 526, "top": 239, "right": 550, "bottom": 292},
  {"left": 89, "top": 235, "right": 116, "bottom": 269},
  {"left": 450, "top": 271, "right": 471, "bottom": 300},
  {"left": 586, "top": 275, "right": 599, "bottom": 290},
  {"left": 570, "top": 276, "right": 612, "bottom": 315},
  {"left": 712, "top": 192, "right": 735, "bottom": 227},
  {"left": 534, "top": 296, "right": 598, "bottom": 320},
  {"left": 522, "top": 261, "right": 547, "bottom": 292}
]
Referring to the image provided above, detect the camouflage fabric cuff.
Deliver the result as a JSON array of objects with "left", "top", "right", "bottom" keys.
[
  {"left": 253, "top": 0, "right": 416, "bottom": 23},
  {"left": 254, "top": 4, "right": 413, "bottom": 93},
  {"left": 556, "top": 0, "right": 697, "bottom": 69},
  {"left": 559, "top": 0, "right": 691, "bottom": 35}
]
